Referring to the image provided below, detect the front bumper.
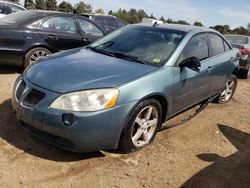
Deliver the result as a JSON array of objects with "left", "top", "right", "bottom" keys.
[{"left": 12, "top": 76, "right": 137, "bottom": 152}]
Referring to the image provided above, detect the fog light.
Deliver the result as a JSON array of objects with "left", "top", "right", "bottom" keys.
[{"left": 62, "top": 113, "right": 75, "bottom": 126}]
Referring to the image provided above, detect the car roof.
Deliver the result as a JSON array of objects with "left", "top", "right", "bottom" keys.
[
  {"left": 0, "top": 1, "right": 26, "bottom": 10},
  {"left": 133, "top": 23, "right": 216, "bottom": 33},
  {"left": 29, "top": 10, "right": 73, "bottom": 16},
  {"left": 78, "top": 13, "right": 120, "bottom": 19}
]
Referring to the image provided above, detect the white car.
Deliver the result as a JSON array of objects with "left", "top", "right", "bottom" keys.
[
  {"left": 141, "top": 18, "right": 163, "bottom": 24},
  {"left": 0, "top": 1, "right": 26, "bottom": 18}
]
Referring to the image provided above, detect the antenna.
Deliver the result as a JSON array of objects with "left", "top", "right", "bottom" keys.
[{"left": 153, "top": 21, "right": 159, "bottom": 27}]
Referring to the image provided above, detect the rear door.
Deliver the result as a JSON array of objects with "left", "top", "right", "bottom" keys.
[
  {"left": 206, "top": 33, "right": 234, "bottom": 94},
  {"left": 171, "top": 33, "right": 213, "bottom": 113},
  {"left": 76, "top": 17, "right": 104, "bottom": 45},
  {"left": 39, "top": 16, "right": 83, "bottom": 51}
]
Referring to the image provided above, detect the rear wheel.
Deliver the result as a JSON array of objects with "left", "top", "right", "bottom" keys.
[
  {"left": 118, "top": 99, "right": 162, "bottom": 153},
  {"left": 215, "top": 75, "right": 237, "bottom": 104},
  {"left": 24, "top": 47, "right": 51, "bottom": 68}
]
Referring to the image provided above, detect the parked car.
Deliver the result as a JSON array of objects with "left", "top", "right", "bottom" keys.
[
  {"left": 0, "top": 10, "right": 105, "bottom": 67},
  {"left": 0, "top": 0, "right": 26, "bottom": 18},
  {"left": 224, "top": 34, "right": 250, "bottom": 78},
  {"left": 12, "top": 24, "right": 239, "bottom": 153},
  {"left": 141, "top": 18, "right": 164, "bottom": 24},
  {"left": 79, "top": 13, "right": 126, "bottom": 33}
]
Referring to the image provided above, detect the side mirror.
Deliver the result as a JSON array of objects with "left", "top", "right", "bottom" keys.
[
  {"left": 179, "top": 57, "right": 201, "bottom": 72},
  {"left": 239, "top": 54, "right": 250, "bottom": 66}
]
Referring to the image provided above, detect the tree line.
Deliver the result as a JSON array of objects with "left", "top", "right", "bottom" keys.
[{"left": 5, "top": 0, "right": 250, "bottom": 36}]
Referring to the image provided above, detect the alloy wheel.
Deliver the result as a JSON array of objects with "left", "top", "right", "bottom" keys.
[
  {"left": 29, "top": 50, "right": 49, "bottom": 64},
  {"left": 220, "top": 80, "right": 235, "bottom": 102},
  {"left": 131, "top": 105, "right": 159, "bottom": 147}
]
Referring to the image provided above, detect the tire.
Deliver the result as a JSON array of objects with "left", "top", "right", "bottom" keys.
[
  {"left": 24, "top": 47, "right": 51, "bottom": 68},
  {"left": 118, "top": 99, "right": 162, "bottom": 153},
  {"left": 238, "top": 69, "right": 249, "bottom": 79},
  {"left": 214, "top": 75, "right": 237, "bottom": 104}
]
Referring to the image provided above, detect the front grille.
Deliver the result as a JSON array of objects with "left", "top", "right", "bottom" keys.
[
  {"left": 16, "top": 80, "right": 26, "bottom": 100},
  {"left": 21, "top": 122, "right": 75, "bottom": 150},
  {"left": 22, "top": 89, "right": 45, "bottom": 107}
]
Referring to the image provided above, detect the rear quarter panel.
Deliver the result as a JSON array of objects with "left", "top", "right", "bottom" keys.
[{"left": 0, "top": 28, "right": 27, "bottom": 65}]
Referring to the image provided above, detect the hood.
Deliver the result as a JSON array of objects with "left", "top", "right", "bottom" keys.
[{"left": 25, "top": 48, "right": 157, "bottom": 93}]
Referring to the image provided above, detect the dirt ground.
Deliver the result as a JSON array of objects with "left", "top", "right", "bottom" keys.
[{"left": 0, "top": 66, "right": 249, "bottom": 188}]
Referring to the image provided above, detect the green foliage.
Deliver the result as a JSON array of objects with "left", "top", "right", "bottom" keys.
[
  {"left": 126, "top": 8, "right": 140, "bottom": 24},
  {"left": 35, "top": 0, "right": 46, "bottom": 10},
  {"left": 46, "top": 0, "right": 57, "bottom": 11},
  {"left": 210, "top": 25, "right": 230, "bottom": 34},
  {"left": 194, "top": 21, "right": 203, "bottom": 27},
  {"left": 58, "top": 1, "right": 73, "bottom": 13},
  {"left": 108, "top": 10, "right": 113, "bottom": 15},
  {"left": 232, "top": 26, "right": 249, "bottom": 36},
  {"left": 176, "top": 20, "right": 190, "bottom": 25},
  {"left": 95, "top": 8, "right": 104, "bottom": 14},
  {"left": 113, "top": 9, "right": 127, "bottom": 22},
  {"left": 159, "top": 16, "right": 166, "bottom": 23},
  {"left": 247, "top": 23, "right": 250, "bottom": 31},
  {"left": 149, "top": 13, "right": 156, "bottom": 19},
  {"left": 74, "top": 1, "right": 92, "bottom": 13},
  {"left": 137, "top": 9, "right": 148, "bottom": 21},
  {"left": 24, "top": 0, "right": 36, "bottom": 10},
  {"left": 210, "top": 25, "right": 250, "bottom": 36},
  {"left": 166, "top": 18, "right": 174, "bottom": 23}
]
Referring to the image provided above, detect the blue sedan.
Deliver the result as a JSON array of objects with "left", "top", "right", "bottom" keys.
[{"left": 12, "top": 24, "right": 239, "bottom": 153}]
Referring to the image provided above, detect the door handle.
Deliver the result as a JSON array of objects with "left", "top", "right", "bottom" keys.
[
  {"left": 206, "top": 66, "right": 214, "bottom": 73},
  {"left": 83, "top": 38, "right": 91, "bottom": 43},
  {"left": 47, "top": 35, "right": 57, "bottom": 40}
]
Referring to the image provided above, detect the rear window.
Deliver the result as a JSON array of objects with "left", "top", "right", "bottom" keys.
[
  {"left": 225, "top": 35, "right": 249, "bottom": 45},
  {"left": 92, "top": 16, "right": 104, "bottom": 25},
  {"left": 115, "top": 19, "right": 125, "bottom": 28},
  {"left": 0, "top": 11, "right": 40, "bottom": 24},
  {"left": 208, "top": 34, "right": 225, "bottom": 56}
]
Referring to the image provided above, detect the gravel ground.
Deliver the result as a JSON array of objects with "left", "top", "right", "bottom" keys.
[{"left": 0, "top": 66, "right": 249, "bottom": 188}]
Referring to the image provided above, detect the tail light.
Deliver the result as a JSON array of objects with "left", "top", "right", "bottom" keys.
[{"left": 239, "top": 48, "right": 250, "bottom": 55}]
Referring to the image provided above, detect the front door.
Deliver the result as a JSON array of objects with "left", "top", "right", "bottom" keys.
[{"left": 170, "top": 33, "right": 213, "bottom": 115}]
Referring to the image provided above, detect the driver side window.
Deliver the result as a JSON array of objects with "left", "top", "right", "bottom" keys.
[{"left": 178, "top": 34, "right": 209, "bottom": 64}]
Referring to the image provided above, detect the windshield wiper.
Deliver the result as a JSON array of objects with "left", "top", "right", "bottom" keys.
[
  {"left": 112, "top": 52, "right": 149, "bottom": 65},
  {"left": 86, "top": 47, "right": 150, "bottom": 65},
  {"left": 86, "top": 46, "right": 115, "bottom": 57}
]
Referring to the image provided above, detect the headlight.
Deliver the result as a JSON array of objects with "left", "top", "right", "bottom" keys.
[{"left": 49, "top": 88, "right": 119, "bottom": 112}]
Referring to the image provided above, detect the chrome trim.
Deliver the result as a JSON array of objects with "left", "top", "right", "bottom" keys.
[{"left": 14, "top": 78, "right": 23, "bottom": 102}]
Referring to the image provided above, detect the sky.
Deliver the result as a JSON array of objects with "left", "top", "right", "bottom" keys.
[{"left": 21, "top": 0, "right": 250, "bottom": 29}]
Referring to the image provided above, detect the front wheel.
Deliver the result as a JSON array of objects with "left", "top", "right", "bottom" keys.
[
  {"left": 118, "top": 99, "right": 162, "bottom": 153},
  {"left": 215, "top": 75, "right": 237, "bottom": 104}
]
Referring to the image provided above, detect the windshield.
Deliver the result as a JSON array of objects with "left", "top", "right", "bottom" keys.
[
  {"left": 89, "top": 26, "right": 186, "bottom": 66},
  {"left": 0, "top": 11, "right": 40, "bottom": 24},
  {"left": 225, "top": 35, "right": 249, "bottom": 45}
]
